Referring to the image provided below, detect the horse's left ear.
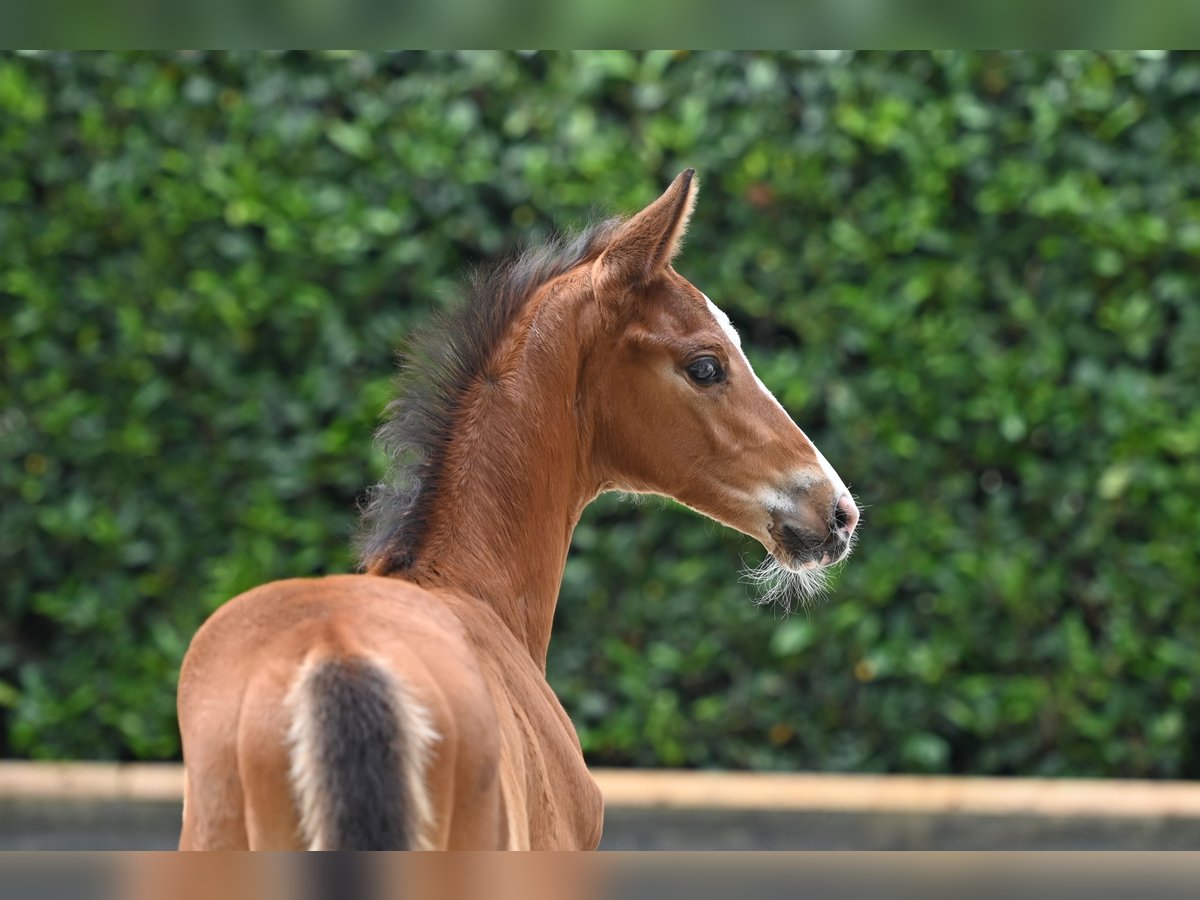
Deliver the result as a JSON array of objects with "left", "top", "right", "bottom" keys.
[{"left": 593, "top": 169, "right": 698, "bottom": 294}]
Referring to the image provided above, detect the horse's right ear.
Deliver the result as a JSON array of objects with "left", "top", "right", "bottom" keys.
[{"left": 592, "top": 169, "right": 698, "bottom": 297}]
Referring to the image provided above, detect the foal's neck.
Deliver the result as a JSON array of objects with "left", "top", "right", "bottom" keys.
[{"left": 408, "top": 275, "right": 600, "bottom": 667}]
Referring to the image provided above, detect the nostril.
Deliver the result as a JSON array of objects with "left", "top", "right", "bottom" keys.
[
  {"left": 835, "top": 492, "right": 860, "bottom": 535},
  {"left": 833, "top": 505, "right": 849, "bottom": 530}
]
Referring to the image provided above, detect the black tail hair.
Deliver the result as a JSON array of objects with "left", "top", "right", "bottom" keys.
[{"left": 299, "top": 658, "right": 414, "bottom": 850}]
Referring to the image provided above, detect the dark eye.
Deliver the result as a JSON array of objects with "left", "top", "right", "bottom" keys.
[{"left": 685, "top": 356, "right": 725, "bottom": 386}]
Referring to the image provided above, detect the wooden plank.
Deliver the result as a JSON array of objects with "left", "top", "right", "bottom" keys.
[
  {"left": 593, "top": 770, "right": 1200, "bottom": 818},
  {"left": 1, "top": 763, "right": 1199, "bottom": 818},
  {"left": 0, "top": 763, "right": 183, "bottom": 802}
]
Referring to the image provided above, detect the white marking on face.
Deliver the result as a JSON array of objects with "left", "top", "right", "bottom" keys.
[
  {"left": 703, "top": 293, "right": 850, "bottom": 505},
  {"left": 705, "top": 295, "right": 742, "bottom": 348},
  {"left": 759, "top": 487, "right": 799, "bottom": 513}
]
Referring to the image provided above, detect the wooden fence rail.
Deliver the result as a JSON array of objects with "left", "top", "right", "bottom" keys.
[{"left": 2, "top": 763, "right": 1199, "bottom": 818}]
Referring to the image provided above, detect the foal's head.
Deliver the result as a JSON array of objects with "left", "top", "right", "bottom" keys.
[{"left": 584, "top": 170, "right": 859, "bottom": 600}]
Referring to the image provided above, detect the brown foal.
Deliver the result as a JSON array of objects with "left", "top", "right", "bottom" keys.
[{"left": 176, "top": 170, "right": 859, "bottom": 850}]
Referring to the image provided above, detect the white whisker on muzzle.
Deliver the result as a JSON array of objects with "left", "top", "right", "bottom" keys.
[{"left": 739, "top": 553, "right": 835, "bottom": 615}]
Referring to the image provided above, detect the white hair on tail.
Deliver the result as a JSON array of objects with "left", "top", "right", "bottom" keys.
[
  {"left": 286, "top": 659, "right": 331, "bottom": 849},
  {"left": 286, "top": 654, "right": 439, "bottom": 850},
  {"left": 380, "top": 671, "right": 439, "bottom": 849}
]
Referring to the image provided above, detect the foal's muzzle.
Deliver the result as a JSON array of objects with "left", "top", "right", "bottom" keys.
[{"left": 772, "top": 491, "right": 859, "bottom": 568}]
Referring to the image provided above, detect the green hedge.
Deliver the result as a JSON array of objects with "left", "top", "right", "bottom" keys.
[{"left": 2, "top": 51, "right": 1198, "bottom": 775}]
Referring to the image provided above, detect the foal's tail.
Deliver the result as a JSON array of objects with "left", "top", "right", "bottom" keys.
[{"left": 286, "top": 654, "right": 436, "bottom": 850}]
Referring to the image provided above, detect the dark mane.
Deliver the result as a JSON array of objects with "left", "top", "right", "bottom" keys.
[{"left": 357, "top": 217, "right": 623, "bottom": 574}]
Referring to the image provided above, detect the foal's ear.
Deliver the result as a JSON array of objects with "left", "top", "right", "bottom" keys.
[{"left": 593, "top": 169, "right": 698, "bottom": 294}]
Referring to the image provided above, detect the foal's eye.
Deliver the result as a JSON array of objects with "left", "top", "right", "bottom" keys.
[{"left": 685, "top": 356, "right": 726, "bottom": 386}]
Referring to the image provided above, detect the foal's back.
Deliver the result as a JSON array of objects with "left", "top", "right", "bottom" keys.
[{"left": 177, "top": 575, "right": 598, "bottom": 849}]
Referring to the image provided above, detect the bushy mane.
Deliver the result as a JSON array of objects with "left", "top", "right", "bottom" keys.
[{"left": 357, "top": 217, "right": 623, "bottom": 575}]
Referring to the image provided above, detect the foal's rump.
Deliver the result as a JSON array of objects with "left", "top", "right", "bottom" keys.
[
  {"left": 286, "top": 652, "right": 437, "bottom": 850},
  {"left": 179, "top": 575, "right": 508, "bottom": 849}
]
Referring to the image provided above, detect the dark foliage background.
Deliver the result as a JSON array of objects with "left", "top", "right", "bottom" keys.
[{"left": 2, "top": 51, "right": 1197, "bottom": 775}]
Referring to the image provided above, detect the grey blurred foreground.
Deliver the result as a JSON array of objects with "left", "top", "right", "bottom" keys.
[{"left": 2, "top": 798, "right": 1199, "bottom": 850}]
